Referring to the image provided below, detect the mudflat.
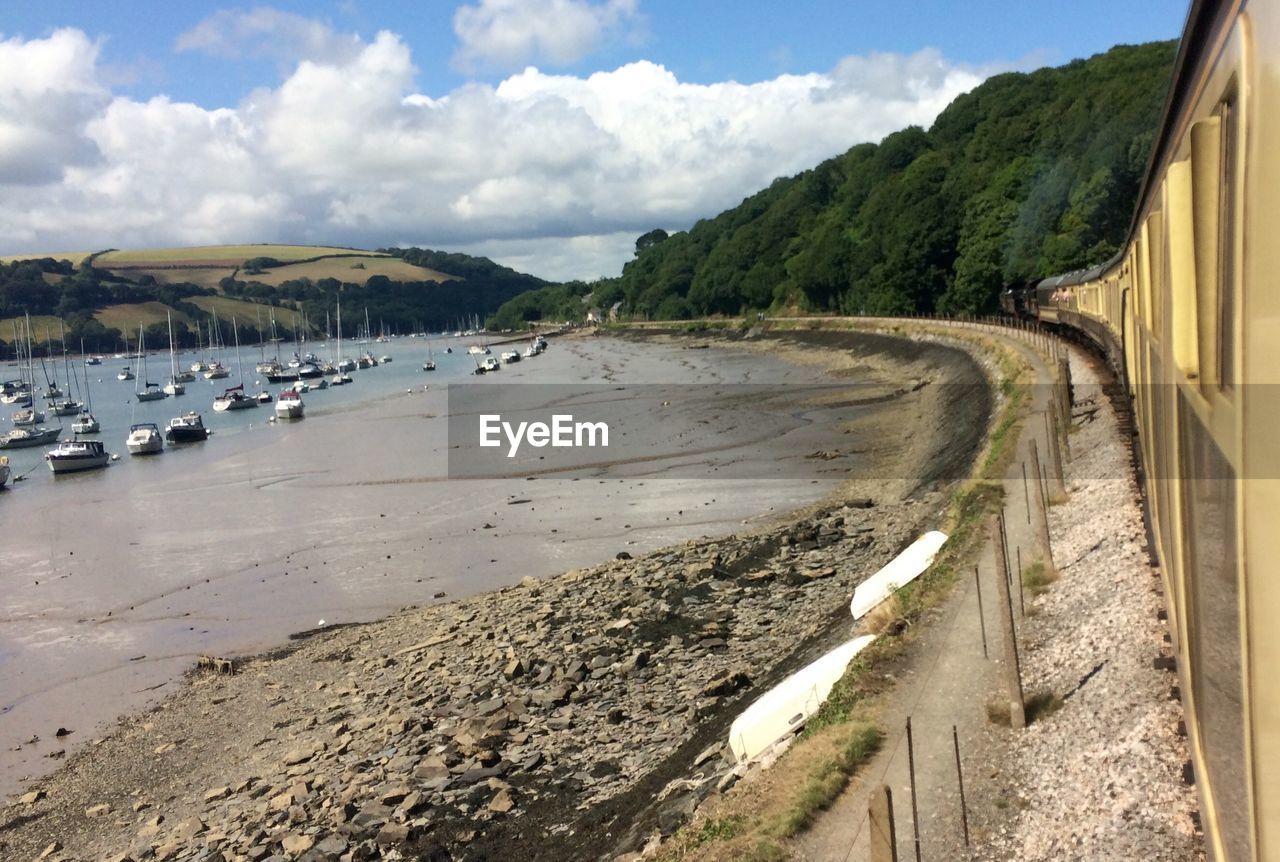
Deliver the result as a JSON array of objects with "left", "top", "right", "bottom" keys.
[{"left": 0, "top": 326, "right": 990, "bottom": 861}]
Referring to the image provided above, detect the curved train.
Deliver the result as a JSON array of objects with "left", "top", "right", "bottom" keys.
[{"left": 1000, "top": 3, "right": 1276, "bottom": 859}]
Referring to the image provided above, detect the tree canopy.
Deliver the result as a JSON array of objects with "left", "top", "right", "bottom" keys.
[{"left": 491, "top": 40, "right": 1175, "bottom": 324}]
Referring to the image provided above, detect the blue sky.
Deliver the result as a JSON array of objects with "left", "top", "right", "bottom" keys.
[{"left": 0, "top": 1, "right": 1187, "bottom": 279}]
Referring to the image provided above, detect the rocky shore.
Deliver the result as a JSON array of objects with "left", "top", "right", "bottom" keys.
[{"left": 0, "top": 328, "right": 991, "bottom": 862}]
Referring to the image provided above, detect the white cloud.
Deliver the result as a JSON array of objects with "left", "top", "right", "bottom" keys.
[
  {"left": 175, "top": 7, "right": 363, "bottom": 66},
  {"left": 0, "top": 24, "right": 994, "bottom": 280},
  {"left": 0, "top": 29, "right": 108, "bottom": 185},
  {"left": 452, "top": 0, "right": 640, "bottom": 72}
]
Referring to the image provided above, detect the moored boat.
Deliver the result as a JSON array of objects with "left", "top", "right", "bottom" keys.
[
  {"left": 117, "top": 366, "right": 135, "bottom": 381},
  {"left": 0, "top": 454, "right": 9, "bottom": 487},
  {"left": 46, "top": 440, "right": 110, "bottom": 473},
  {"left": 274, "top": 389, "right": 304, "bottom": 419},
  {"left": 0, "top": 426, "right": 61, "bottom": 449},
  {"left": 126, "top": 422, "right": 164, "bottom": 455},
  {"left": 12, "top": 406, "right": 45, "bottom": 426},
  {"left": 213, "top": 384, "right": 257, "bottom": 412},
  {"left": 165, "top": 412, "right": 209, "bottom": 443},
  {"left": 72, "top": 412, "right": 100, "bottom": 435},
  {"left": 46, "top": 438, "right": 110, "bottom": 473}
]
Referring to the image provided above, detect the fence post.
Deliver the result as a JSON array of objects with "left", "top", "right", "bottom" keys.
[
  {"left": 869, "top": 784, "right": 899, "bottom": 862},
  {"left": 992, "top": 515, "right": 1026, "bottom": 729},
  {"left": 1028, "top": 439, "right": 1056, "bottom": 570}
]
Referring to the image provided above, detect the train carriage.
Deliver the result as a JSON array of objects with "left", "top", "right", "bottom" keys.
[{"left": 1026, "top": 2, "right": 1280, "bottom": 858}]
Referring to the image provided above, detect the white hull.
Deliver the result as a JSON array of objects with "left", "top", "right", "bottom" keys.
[
  {"left": 728, "top": 635, "right": 877, "bottom": 764},
  {"left": 48, "top": 452, "right": 110, "bottom": 473},
  {"left": 849, "top": 531, "right": 949, "bottom": 621},
  {"left": 163, "top": 382, "right": 186, "bottom": 396},
  {"left": 213, "top": 397, "right": 257, "bottom": 412},
  {"left": 46, "top": 440, "right": 110, "bottom": 473},
  {"left": 275, "top": 402, "right": 304, "bottom": 419}
]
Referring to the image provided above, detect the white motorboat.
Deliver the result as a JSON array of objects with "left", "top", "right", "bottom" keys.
[
  {"left": 117, "top": 366, "right": 135, "bottom": 381},
  {"left": 46, "top": 438, "right": 110, "bottom": 473},
  {"left": 85, "top": 356, "right": 103, "bottom": 366},
  {"left": 482, "top": 356, "right": 501, "bottom": 373},
  {"left": 126, "top": 422, "right": 164, "bottom": 455},
  {"left": 166, "top": 412, "right": 209, "bottom": 443},
  {"left": 256, "top": 390, "right": 273, "bottom": 404},
  {"left": 501, "top": 350, "right": 521, "bottom": 364},
  {"left": 468, "top": 344, "right": 491, "bottom": 355},
  {"left": 274, "top": 389, "right": 304, "bottom": 419}
]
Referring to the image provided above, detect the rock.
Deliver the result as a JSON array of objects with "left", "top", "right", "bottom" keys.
[
  {"left": 616, "top": 551, "right": 633, "bottom": 560},
  {"left": 18, "top": 789, "right": 45, "bottom": 804},
  {"left": 503, "top": 657, "right": 526, "bottom": 680},
  {"left": 283, "top": 744, "right": 321, "bottom": 766},
  {"left": 378, "top": 784, "right": 412, "bottom": 806},
  {"left": 38, "top": 841, "right": 62, "bottom": 859},
  {"left": 281, "top": 834, "right": 315, "bottom": 855},
  {"left": 700, "top": 670, "right": 751, "bottom": 698},
  {"left": 86, "top": 802, "right": 112, "bottom": 817},
  {"left": 693, "top": 741, "right": 725, "bottom": 767},
  {"left": 203, "top": 785, "right": 231, "bottom": 803},
  {"left": 488, "top": 788, "right": 516, "bottom": 813},
  {"left": 374, "top": 823, "right": 412, "bottom": 846},
  {"left": 172, "top": 817, "right": 207, "bottom": 840},
  {"left": 618, "top": 649, "right": 651, "bottom": 674}
]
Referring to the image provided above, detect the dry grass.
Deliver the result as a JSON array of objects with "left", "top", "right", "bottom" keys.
[
  {"left": 105, "top": 267, "right": 237, "bottom": 289},
  {"left": 96, "top": 245, "right": 377, "bottom": 266},
  {"left": 1021, "top": 560, "right": 1058, "bottom": 596},
  {"left": 94, "top": 302, "right": 196, "bottom": 334},
  {"left": 658, "top": 722, "right": 882, "bottom": 862},
  {"left": 986, "top": 689, "right": 1064, "bottom": 727},
  {"left": 0, "top": 250, "right": 93, "bottom": 265},
  {"left": 247, "top": 256, "right": 452, "bottom": 286},
  {"left": 187, "top": 296, "right": 302, "bottom": 329},
  {"left": 0, "top": 315, "right": 67, "bottom": 342},
  {"left": 862, "top": 592, "right": 908, "bottom": 636}
]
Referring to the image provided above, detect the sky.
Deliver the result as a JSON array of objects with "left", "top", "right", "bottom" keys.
[{"left": 0, "top": 1, "right": 1188, "bottom": 282}]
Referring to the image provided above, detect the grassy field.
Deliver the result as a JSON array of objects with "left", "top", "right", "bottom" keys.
[
  {"left": 94, "top": 302, "right": 197, "bottom": 334},
  {"left": 249, "top": 256, "right": 452, "bottom": 286},
  {"left": 188, "top": 296, "right": 302, "bottom": 329},
  {"left": 0, "top": 251, "right": 94, "bottom": 266},
  {"left": 0, "top": 315, "right": 69, "bottom": 342},
  {"left": 106, "top": 267, "right": 237, "bottom": 289},
  {"left": 95, "top": 245, "right": 384, "bottom": 267}
]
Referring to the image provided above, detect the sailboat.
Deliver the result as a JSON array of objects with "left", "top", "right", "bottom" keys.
[
  {"left": 332, "top": 301, "right": 353, "bottom": 383},
  {"left": 46, "top": 322, "right": 83, "bottom": 416},
  {"left": 422, "top": 339, "right": 436, "bottom": 371},
  {"left": 213, "top": 318, "right": 257, "bottom": 412},
  {"left": 163, "top": 312, "right": 186, "bottom": 395},
  {"left": 134, "top": 325, "right": 167, "bottom": 401},
  {"left": 72, "top": 339, "right": 100, "bottom": 435}
]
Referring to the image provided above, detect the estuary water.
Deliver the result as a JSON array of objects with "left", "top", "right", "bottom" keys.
[{"left": 0, "top": 332, "right": 875, "bottom": 796}]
